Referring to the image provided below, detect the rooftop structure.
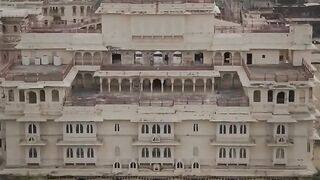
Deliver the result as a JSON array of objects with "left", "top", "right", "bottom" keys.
[{"left": 0, "top": 0, "right": 318, "bottom": 179}]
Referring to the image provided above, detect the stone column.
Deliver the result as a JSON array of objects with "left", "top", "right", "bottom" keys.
[
  {"left": 140, "top": 79, "right": 144, "bottom": 92},
  {"left": 182, "top": 79, "right": 185, "bottom": 93},
  {"left": 108, "top": 78, "right": 111, "bottom": 93},
  {"left": 118, "top": 78, "right": 122, "bottom": 92},
  {"left": 150, "top": 79, "right": 153, "bottom": 93},
  {"left": 129, "top": 79, "right": 133, "bottom": 92},
  {"left": 160, "top": 79, "right": 164, "bottom": 93},
  {"left": 204, "top": 79, "right": 207, "bottom": 93},
  {"left": 193, "top": 79, "right": 196, "bottom": 93},
  {"left": 211, "top": 78, "right": 215, "bottom": 93},
  {"left": 99, "top": 78, "right": 103, "bottom": 93},
  {"left": 171, "top": 79, "right": 174, "bottom": 92}
]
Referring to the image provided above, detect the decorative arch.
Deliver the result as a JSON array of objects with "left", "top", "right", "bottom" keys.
[
  {"left": 83, "top": 52, "right": 92, "bottom": 65},
  {"left": 173, "top": 79, "right": 182, "bottom": 92},
  {"left": 74, "top": 52, "right": 82, "bottom": 65},
  {"left": 93, "top": 52, "right": 101, "bottom": 65},
  {"left": 121, "top": 79, "right": 130, "bottom": 92},
  {"left": 152, "top": 79, "right": 162, "bottom": 92},
  {"left": 110, "top": 79, "right": 119, "bottom": 92},
  {"left": 184, "top": 79, "right": 193, "bottom": 92}
]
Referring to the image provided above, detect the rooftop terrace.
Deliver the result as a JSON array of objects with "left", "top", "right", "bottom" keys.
[
  {"left": 243, "top": 62, "right": 314, "bottom": 82},
  {"left": 4, "top": 64, "right": 72, "bottom": 82}
]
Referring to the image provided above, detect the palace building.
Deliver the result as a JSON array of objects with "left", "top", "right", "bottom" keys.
[{"left": 0, "top": 0, "right": 319, "bottom": 178}]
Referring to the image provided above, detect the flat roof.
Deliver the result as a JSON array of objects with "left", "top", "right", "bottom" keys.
[{"left": 5, "top": 64, "right": 72, "bottom": 82}]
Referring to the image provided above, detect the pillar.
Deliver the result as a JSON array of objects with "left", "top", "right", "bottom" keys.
[
  {"left": 140, "top": 79, "right": 144, "bottom": 92},
  {"left": 99, "top": 78, "right": 103, "bottom": 93},
  {"left": 118, "top": 78, "right": 122, "bottom": 92},
  {"left": 182, "top": 79, "right": 185, "bottom": 93},
  {"left": 150, "top": 79, "right": 153, "bottom": 93},
  {"left": 129, "top": 79, "right": 133, "bottom": 92},
  {"left": 171, "top": 79, "right": 174, "bottom": 92},
  {"left": 108, "top": 78, "right": 111, "bottom": 93},
  {"left": 193, "top": 79, "right": 196, "bottom": 92},
  {"left": 204, "top": 79, "right": 207, "bottom": 93},
  {"left": 161, "top": 79, "right": 164, "bottom": 93},
  {"left": 81, "top": 52, "right": 84, "bottom": 65},
  {"left": 211, "top": 78, "right": 215, "bottom": 93}
]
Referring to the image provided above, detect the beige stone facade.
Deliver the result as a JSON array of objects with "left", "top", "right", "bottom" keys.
[{"left": 0, "top": 1, "right": 318, "bottom": 178}]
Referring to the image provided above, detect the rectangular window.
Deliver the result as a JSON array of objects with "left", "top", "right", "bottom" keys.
[
  {"left": 193, "top": 124, "right": 199, "bottom": 132},
  {"left": 43, "top": 8, "right": 48, "bottom": 15},
  {"left": 19, "top": 90, "right": 25, "bottom": 102},
  {"left": 115, "top": 123, "right": 120, "bottom": 132}
]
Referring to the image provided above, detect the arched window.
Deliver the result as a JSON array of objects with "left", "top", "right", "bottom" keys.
[
  {"left": 192, "top": 162, "right": 200, "bottom": 169},
  {"left": 28, "top": 124, "right": 37, "bottom": 134},
  {"left": 29, "top": 148, "right": 37, "bottom": 158},
  {"left": 276, "top": 148, "right": 285, "bottom": 159},
  {"left": 152, "top": 148, "right": 161, "bottom": 158},
  {"left": 66, "top": 124, "right": 73, "bottom": 133},
  {"left": 141, "top": 124, "right": 149, "bottom": 134},
  {"left": 219, "top": 124, "right": 226, "bottom": 134},
  {"left": 28, "top": 91, "right": 37, "bottom": 104},
  {"left": 277, "top": 92, "right": 285, "bottom": 104},
  {"left": 87, "top": 124, "right": 93, "bottom": 133},
  {"left": 19, "top": 90, "right": 25, "bottom": 102},
  {"left": 276, "top": 124, "right": 286, "bottom": 135},
  {"left": 268, "top": 90, "right": 273, "bottom": 102},
  {"left": 115, "top": 146, "right": 120, "bottom": 157},
  {"left": 229, "top": 124, "right": 237, "bottom": 134},
  {"left": 240, "top": 124, "right": 247, "bottom": 134},
  {"left": 142, "top": 148, "right": 149, "bottom": 158},
  {"left": 164, "top": 148, "right": 171, "bottom": 158},
  {"left": 130, "top": 162, "right": 137, "bottom": 169},
  {"left": 66, "top": 148, "right": 73, "bottom": 158},
  {"left": 289, "top": 90, "right": 295, "bottom": 102},
  {"left": 240, "top": 148, "right": 246, "bottom": 158},
  {"left": 253, "top": 90, "right": 261, "bottom": 102},
  {"left": 40, "top": 90, "right": 45, "bottom": 102},
  {"left": 224, "top": 52, "right": 232, "bottom": 64},
  {"left": 176, "top": 162, "right": 183, "bottom": 169},
  {"left": 76, "top": 124, "right": 83, "bottom": 133},
  {"left": 229, "top": 148, "right": 236, "bottom": 159},
  {"left": 152, "top": 124, "right": 160, "bottom": 134},
  {"left": 219, "top": 148, "right": 226, "bottom": 158},
  {"left": 8, "top": 89, "right": 14, "bottom": 102},
  {"left": 164, "top": 124, "right": 171, "bottom": 134},
  {"left": 87, "top": 148, "right": 94, "bottom": 158},
  {"left": 114, "top": 162, "right": 121, "bottom": 169},
  {"left": 76, "top": 148, "right": 84, "bottom": 158},
  {"left": 52, "top": 90, "right": 59, "bottom": 102}
]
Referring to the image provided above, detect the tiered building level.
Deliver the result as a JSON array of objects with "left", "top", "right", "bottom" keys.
[{"left": 0, "top": 0, "right": 319, "bottom": 178}]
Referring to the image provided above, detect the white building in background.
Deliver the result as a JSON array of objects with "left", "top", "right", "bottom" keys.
[{"left": 0, "top": 0, "right": 319, "bottom": 178}]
